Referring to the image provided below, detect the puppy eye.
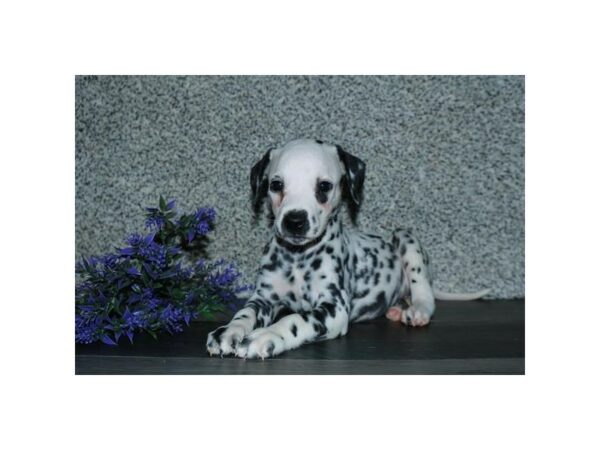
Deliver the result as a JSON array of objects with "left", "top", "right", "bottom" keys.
[
  {"left": 318, "top": 181, "right": 333, "bottom": 193},
  {"left": 269, "top": 179, "right": 284, "bottom": 193}
]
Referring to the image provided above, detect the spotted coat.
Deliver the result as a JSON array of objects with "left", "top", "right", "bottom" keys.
[{"left": 207, "top": 139, "right": 488, "bottom": 359}]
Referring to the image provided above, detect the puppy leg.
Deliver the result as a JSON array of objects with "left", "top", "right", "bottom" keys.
[
  {"left": 206, "top": 293, "right": 283, "bottom": 356},
  {"left": 235, "top": 292, "right": 350, "bottom": 359},
  {"left": 392, "top": 228, "right": 435, "bottom": 326}
]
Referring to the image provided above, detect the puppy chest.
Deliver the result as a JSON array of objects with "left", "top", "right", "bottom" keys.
[{"left": 266, "top": 260, "right": 338, "bottom": 310}]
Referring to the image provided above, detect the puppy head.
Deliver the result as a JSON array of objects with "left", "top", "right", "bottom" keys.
[{"left": 251, "top": 139, "right": 366, "bottom": 246}]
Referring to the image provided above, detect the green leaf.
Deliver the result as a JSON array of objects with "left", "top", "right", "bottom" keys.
[
  {"left": 147, "top": 329, "right": 158, "bottom": 340},
  {"left": 202, "top": 311, "right": 214, "bottom": 320},
  {"left": 171, "top": 288, "right": 185, "bottom": 301},
  {"left": 159, "top": 195, "right": 166, "bottom": 211}
]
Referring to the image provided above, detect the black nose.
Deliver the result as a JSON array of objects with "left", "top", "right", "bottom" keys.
[{"left": 282, "top": 210, "right": 309, "bottom": 235}]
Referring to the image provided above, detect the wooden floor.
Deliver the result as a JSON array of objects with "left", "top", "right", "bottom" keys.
[{"left": 75, "top": 299, "right": 524, "bottom": 375}]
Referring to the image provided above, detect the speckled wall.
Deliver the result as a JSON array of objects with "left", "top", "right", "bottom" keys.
[{"left": 76, "top": 75, "right": 524, "bottom": 298}]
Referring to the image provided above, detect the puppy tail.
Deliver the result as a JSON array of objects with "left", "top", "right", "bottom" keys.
[{"left": 433, "top": 288, "right": 491, "bottom": 301}]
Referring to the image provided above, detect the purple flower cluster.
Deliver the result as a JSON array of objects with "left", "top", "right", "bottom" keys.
[
  {"left": 75, "top": 197, "right": 250, "bottom": 345},
  {"left": 185, "top": 207, "right": 216, "bottom": 242},
  {"left": 121, "top": 232, "right": 173, "bottom": 270},
  {"left": 145, "top": 198, "right": 176, "bottom": 230}
]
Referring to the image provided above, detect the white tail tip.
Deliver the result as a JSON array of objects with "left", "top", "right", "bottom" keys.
[{"left": 433, "top": 288, "right": 491, "bottom": 301}]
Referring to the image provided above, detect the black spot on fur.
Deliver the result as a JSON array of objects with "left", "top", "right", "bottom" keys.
[
  {"left": 290, "top": 324, "right": 298, "bottom": 337},
  {"left": 313, "top": 322, "right": 326, "bottom": 336},
  {"left": 210, "top": 325, "right": 227, "bottom": 342},
  {"left": 321, "top": 302, "right": 337, "bottom": 318},
  {"left": 313, "top": 308, "right": 325, "bottom": 323},
  {"left": 262, "top": 252, "right": 279, "bottom": 272},
  {"left": 354, "top": 289, "right": 370, "bottom": 299},
  {"left": 411, "top": 279, "right": 417, "bottom": 283},
  {"left": 311, "top": 258, "right": 322, "bottom": 271},
  {"left": 316, "top": 188, "right": 328, "bottom": 204},
  {"left": 400, "top": 244, "right": 406, "bottom": 256},
  {"left": 327, "top": 283, "right": 342, "bottom": 299},
  {"left": 265, "top": 342, "right": 275, "bottom": 357},
  {"left": 355, "top": 291, "right": 387, "bottom": 319}
]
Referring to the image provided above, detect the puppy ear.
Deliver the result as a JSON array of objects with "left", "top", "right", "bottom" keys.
[
  {"left": 250, "top": 148, "right": 273, "bottom": 213},
  {"left": 336, "top": 144, "right": 366, "bottom": 209}
]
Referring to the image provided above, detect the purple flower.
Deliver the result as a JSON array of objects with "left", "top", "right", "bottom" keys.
[
  {"left": 159, "top": 305, "right": 184, "bottom": 333},
  {"left": 75, "top": 199, "right": 247, "bottom": 346},
  {"left": 145, "top": 215, "right": 166, "bottom": 230},
  {"left": 196, "top": 221, "right": 210, "bottom": 236},
  {"left": 123, "top": 307, "right": 145, "bottom": 329},
  {"left": 208, "top": 264, "right": 239, "bottom": 288},
  {"left": 126, "top": 266, "right": 141, "bottom": 276},
  {"left": 101, "top": 335, "right": 117, "bottom": 346},
  {"left": 145, "top": 199, "right": 175, "bottom": 230},
  {"left": 75, "top": 315, "right": 101, "bottom": 344},
  {"left": 126, "top": 233, "right": 144, "bottom": 247},
  {"left": 195, "top": 207, "right": 216, "bottom": 223},
  {"left": 123, "top": 232, "right": 169, "bottom": 269}
]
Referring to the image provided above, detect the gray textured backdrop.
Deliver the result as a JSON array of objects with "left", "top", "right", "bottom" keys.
[{"left": 75, "top": 75, "right": 524, "bottom": 298}]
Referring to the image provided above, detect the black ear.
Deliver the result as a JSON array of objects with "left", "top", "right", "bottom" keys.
[
  {"left": 250, "top": 148, "right": 273, "bottom": 214},
  {"left": 336, "top": 144, "right": 366, "bottom": 209}
]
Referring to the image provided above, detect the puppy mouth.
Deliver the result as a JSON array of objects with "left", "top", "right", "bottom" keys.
[
  {"left": 277, "top": 232, "right": 313, "bottom": 246},
  {"left": 287, "top": 236, "right": 312, "bottom": 245},
  {"left": 275, "top": 225, "right": 326, "bottom": 249}
]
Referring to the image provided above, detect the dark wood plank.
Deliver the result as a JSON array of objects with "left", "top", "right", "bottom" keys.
[{"left": 76, "top": 299, "right": 524, "bottom": 375}]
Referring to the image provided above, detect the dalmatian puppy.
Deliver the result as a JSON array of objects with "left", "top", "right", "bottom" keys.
[{"left": 207, "top": 139, "right": 489, "bottom": 359}]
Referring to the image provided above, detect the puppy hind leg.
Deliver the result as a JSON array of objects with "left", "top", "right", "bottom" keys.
[{"left": 391, "top": 228, "right": 435, "bottom": 327}]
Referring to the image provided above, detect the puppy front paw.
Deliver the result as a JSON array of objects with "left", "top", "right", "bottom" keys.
[
  {"left": 206, "top": 324, "right": 247, "bottom": 356},
  {"left": 235, "top": 328, "right": 286, "bottom": 360}
]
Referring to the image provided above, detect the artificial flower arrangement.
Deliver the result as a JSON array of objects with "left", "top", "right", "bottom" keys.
[{"left": 75, "top": 196, "right": 251, "bottom": 345}]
